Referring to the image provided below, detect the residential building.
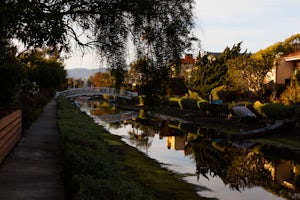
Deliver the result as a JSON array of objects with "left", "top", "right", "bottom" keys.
[
  {"left": 170, "top": 53, "right": 196, "bottom": 78},
  {"left": 266, "top": 50, "right": 300, "bottom": 85}
]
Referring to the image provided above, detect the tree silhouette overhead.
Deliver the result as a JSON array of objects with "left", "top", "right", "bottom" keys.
[{"left": 1, "top": 0, "right": 196, "bottom": 72}]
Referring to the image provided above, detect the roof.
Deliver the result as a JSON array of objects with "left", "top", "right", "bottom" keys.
[
  {"left": 181, "top": 54, "right": 195, "bottom": 65},
  {"left": 284, "top": 50, "right": 300, "bottom": 61}
]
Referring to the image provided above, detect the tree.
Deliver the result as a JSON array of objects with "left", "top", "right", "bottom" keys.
[
  {"left": 19, "top": 48, "right": 67, "bottom": 97},
  {"left": 0, "top": 63, "right": 24, "bottom": 108},
  {"left": 1, "top": 0, "right": 196, "bottom": 78},
  {"left": 92, "top": 72, "right": 114, "bottom": 87},
  {"left": 128, "top": 57, "right": 166, "bottom": 101},
  {"left": 185, "top": 53, "right": 225, "bottom": 99},
  {"left": 226, "top": 53, "right": 274, "bottom": 97},
  {"left": 186, "top": 42, "right": 245, "bottom": 99},
  {"left": 252, "top": 33, "right": 300, "bottom": 60},
  {"left": 0, "top": 0, "right": 197, "bottom": 102},
  {"left": 280, "top": 74, "right": 300, "bottom": 105},
  {"left": 0, "top": 39, "right": 24, "bottom": 108}
]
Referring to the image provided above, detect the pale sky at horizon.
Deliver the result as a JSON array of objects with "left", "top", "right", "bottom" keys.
[{"left": 64, "top": 0, "right": 300, "bottom": 69}]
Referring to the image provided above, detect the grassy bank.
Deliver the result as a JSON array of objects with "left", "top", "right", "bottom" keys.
[{"left": 57, "top": 97, "right": 202, "bottom": 200}]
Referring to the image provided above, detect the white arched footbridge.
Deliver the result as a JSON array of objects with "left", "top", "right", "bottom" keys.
[{"left": 55, "top": 87, "right": 138, "bottom": 99}]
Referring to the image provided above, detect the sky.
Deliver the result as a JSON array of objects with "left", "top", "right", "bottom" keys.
[{"left": 64, "top": 0, "right": 300, "bottom": 69}]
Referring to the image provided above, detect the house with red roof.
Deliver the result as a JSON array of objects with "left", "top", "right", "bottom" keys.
[{"left": 170, "top": 54, "right": 196, "bottom": 78}]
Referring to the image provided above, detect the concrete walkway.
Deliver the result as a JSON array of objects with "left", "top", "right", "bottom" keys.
[{"left": 0, "top": 99, "right": 65, "bottom": 200}]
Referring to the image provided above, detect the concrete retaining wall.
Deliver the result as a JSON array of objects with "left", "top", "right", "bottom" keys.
[{"left": 0, "top": 110, "right": 22, "bottom": 163}]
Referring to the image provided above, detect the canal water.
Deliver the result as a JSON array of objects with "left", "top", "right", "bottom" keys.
[{"left": 78, "top": 99, "right": 300, "bottom": 200}]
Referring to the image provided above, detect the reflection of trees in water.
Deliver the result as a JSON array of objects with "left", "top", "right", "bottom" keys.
[
  {"left": 104, "top": 110, "right": 300, "bottom": 199},
  {"left": 185, "top": 133, "right": 298, "bottom": 198},
  {"left": 224, "top": 152, "right": 272, "bottom": 191},
  {"left": 127, "top": 120, "right": 157, "bottom": 150},
  {"left": 185, "top": 136, "right": 231, "bottom": 180},
  {"left": 89, "top": 101, "right": 118, "bottom": 115}
]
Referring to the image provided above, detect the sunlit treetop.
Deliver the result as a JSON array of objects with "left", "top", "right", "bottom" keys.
[{"left": 252, "top": 33, "right": 300, "bottom": 60}]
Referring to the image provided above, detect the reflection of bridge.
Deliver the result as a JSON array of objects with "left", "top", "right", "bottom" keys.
[
  {"left": 55, "top": 87, "right": 138, "bottom": 99},
  {"left": 94, "top": 111, "right": 138, "bottom": 123}
]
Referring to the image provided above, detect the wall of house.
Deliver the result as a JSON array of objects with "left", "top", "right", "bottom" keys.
[{"left": 276, "top": 59, "right": 294, "bottom": 85}]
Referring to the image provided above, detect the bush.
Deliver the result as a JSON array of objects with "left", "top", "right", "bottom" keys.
[
  {"left": 218, "top": 88, "right": 242, "bottom": 102},
  {"left": 0, "top": 64, "right": 24, "bottom": 108},
  {"left": 181, "top": 98, "right": 199, "bottom": 110},
  {"left": 280, "top": 83, "right": 300, "bottom": 105},
  {"left": 253, "top": 101, "right": 265, "bottom": 117},
  {"left": 167, "top": 78, "right": 188, "bottom": 96},
  {"left": 260, "top": 103, "right": 295, "bottom": 120},
  {"left": 167, "top": 99, "right": 181, "bottom": 109},
  {"left": 295, "top": 175, "right": 300, "bottom": 192},
  {"left": 211, "top": 85, "right": 225, "bottom": 100}
]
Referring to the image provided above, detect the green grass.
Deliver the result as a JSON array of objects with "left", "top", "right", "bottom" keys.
[{"left": 57, "top": 97, "right": 203, "bottom": 200}]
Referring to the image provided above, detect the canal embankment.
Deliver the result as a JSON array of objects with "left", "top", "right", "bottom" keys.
[{"left": 57, "top": 97, "right": 203, "bottom": 200}]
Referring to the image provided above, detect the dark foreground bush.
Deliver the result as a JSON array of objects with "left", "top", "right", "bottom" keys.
[{"left": 181, "top": 98, "right": 199, "bottom": 110}]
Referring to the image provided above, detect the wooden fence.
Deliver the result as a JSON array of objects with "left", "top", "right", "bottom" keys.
[{"left": 0, "top": 110, "right": 22, "bottom": 164}]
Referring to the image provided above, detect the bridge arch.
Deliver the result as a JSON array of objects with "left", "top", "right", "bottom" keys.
[{"left": 55, "top": 87, "right": 138, "bottom": 99}]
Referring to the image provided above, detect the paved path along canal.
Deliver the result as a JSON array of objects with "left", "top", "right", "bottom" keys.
[{"left": 0, "top": 99, "right": 65, "bottom": 199}]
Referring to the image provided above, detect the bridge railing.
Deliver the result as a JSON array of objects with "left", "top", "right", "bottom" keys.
[{"left": 55, "top": 87, "right": 138, "bottom": 99}]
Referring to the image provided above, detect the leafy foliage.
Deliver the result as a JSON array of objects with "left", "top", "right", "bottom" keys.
[
  {"left": 92, "top": 72, "right": 114, "bottom": 87},
  {"left": 260, "top": 103, "right": 295, "bottom": 120},
  {"left": 280, "top": 76, "right": 300, "bottom": 105},
  {"left": 252, "top": 33, "right": 300, "bottom": 59},
  {"left": 130, "top": 57, "right": 169, "bottom": 103},
  {"left": 167, "top": 78, "right": 188, "bottom": 96},
  {"left": 0, "top": 40, "right": 24, "bottom": 108},
  {"left": 296, "top": 70, "right": 300, "bottom": 86},
  {"left": 226, "top": 53, "right": 274, "bottom": 97},
  {"left": 20, "top": 48, "right": 67, "bottom": 97},
  {"left": 0, "top": 64, "right": 24, "bottom": 108},
  {"left": 186, "top": 42, "right": 245, "bottom": 99},
  {"left": 2, "top": 0, "right": 196, "bottom": 81},
  {"left": 279, "top": 68, "right": 300, "bottom": 105}
]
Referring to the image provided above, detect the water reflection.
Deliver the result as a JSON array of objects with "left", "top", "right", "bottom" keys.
[{"left": 79, "top": 99, "right": 300, "bottom": 200}]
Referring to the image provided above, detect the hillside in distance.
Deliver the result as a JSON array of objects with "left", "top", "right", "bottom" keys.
[{"left": 66, "top": 68, "right": 106, "bottom": 79}]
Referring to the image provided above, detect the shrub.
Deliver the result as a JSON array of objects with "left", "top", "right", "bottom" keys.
[
  {"left": 217, "top": 88, "right": 242, "bottom": 102},
  {"left": 0, "top": 64, "right": 24, "bottom": 108},
  {"left": 253, "top": 101, "right": 266, "bottom": 117},
  {"left": 188, "top": 90, "right": 203, "bottom": 100},
  {"left": 211, "top": 85, "right": 225, "bottom": 100},
  {"left": 167, "top": 78, "right": 188, "bottom": 96},
  {"left": 295, "top": 175, "right": 300, "bottom": 192},
  {"left": 181, "top": 98, "right": 199, "bottom": 110},
  {"left": 260, "top": 103, "right": 295, "bottom": 120},
  {"left": 280, "top": 83, "right": 300, "bottom": 105},
  {"left": 167, "top": 97, "right": 182, "bottom": 109}
]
